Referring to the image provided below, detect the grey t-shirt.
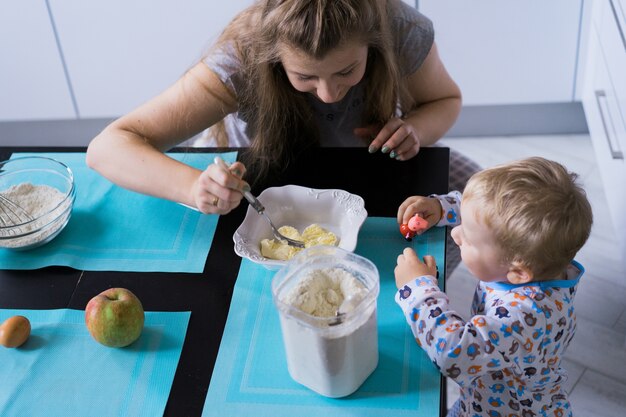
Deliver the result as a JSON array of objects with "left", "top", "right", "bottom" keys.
[{"left": 203, "top": 2, "right": 434, "bottom": 147}]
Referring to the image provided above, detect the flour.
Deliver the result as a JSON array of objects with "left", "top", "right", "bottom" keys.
[
  {"left": 284, "top": 267, "right": 368, "bottom": 318},
  {"left": 0, "top": 182, "right": 71, "bottom": 248}
]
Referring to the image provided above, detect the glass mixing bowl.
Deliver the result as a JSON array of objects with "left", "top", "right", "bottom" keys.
[{"left": 0, "top": 156, "right": 75, "bottom": 250}]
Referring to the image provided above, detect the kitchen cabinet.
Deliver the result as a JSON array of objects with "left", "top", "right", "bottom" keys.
[
  {"left": 419, "top": 0, "right": 583, "bottom": 106},
  {"left": 0, "top": 0, "right": 75, "bottom": 122},
  {"left": 580, "top": 0, "right": 626, "bottom": 266},
  {"left": 47, "top": 0, "right": 254, "bottom": 119},
  {"left": 1, "top": 1, "right": 586, "bottom": 122}
]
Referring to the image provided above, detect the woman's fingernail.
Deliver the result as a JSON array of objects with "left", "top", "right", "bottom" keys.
[
  {"left": 389, "top": 150, "right": 396, "bottom": 158},
  {"left": 368, "top": 145, "right": 378, "bottom": 154},
  {"left": 381, "top": 146, "right": 390, "bottom": 154},
  {"left": 232, "top": 168, "right": 242, "bottom": 177},
  {"left": 395, "top": 155, "right": 402, "bottom": 160},
  {"left": 241, "top": 183, "right": 251, "bottom": 193}
]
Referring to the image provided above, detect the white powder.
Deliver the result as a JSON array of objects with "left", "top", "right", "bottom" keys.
[
  {"left": 0, "top": 183, "right": 71, "bottom": 248},
  {"left": 284, "top": 267, "right": 368, "bottom": 318},
  {"left": 278, "top": 266, "right": 378, "bottom": 397}
]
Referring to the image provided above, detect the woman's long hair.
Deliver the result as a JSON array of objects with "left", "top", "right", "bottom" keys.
[{"left": 209, "top": 0, "right": 413, "bottom": 178}]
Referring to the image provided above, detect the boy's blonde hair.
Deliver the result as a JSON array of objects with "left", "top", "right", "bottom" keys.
[{"left": 462, "top": 157, "right": 593, "bottom": 279}]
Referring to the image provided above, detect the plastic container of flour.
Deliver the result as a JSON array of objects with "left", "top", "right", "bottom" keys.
[{"left": 271, "top": 245, "right": 379, "bottom": 398}]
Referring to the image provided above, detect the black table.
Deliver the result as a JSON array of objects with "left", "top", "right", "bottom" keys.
[{"left": 0, "top": 146, "right": 449, "bottom": 416}]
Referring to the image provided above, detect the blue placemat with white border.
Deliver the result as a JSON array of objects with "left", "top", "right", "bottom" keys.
[
  {"left": 0, "top": 152, "right": 237, "bottom": 272},
  {"left": 0, "top": 308, "right": 190, "bottom": 416},
  {"left": 203, "top": 216, "right": 446, "bottom": 417}
]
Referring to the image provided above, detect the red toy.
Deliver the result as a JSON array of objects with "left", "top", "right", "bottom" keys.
[
  {"left": 400, "top": 214, "right": 428, "bottom": 241},
  {"left": 408, "top": 214, "right": 428, "bottom": 232},
  {"left": 399, "top": 223, "right": 416, "bottom": 241}
]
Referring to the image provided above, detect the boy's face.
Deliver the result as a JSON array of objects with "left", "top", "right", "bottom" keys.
[{"left": 451, "top": 199, "right": 510, "bottom": 282}]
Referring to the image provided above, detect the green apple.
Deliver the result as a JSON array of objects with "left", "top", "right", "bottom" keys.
[{"left": 85, "top": 288, "right": 145, "bottom": 347}]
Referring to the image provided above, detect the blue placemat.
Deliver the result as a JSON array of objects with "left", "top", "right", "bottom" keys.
[
  {"left": 203, "top": 217, "right": 446, "bottom": 417},
  {"left": 0, "top": 152, "right": 237, "bottom": 272},
  {"left": 0, "top": 308, "right": 190, "bottom": 417}
]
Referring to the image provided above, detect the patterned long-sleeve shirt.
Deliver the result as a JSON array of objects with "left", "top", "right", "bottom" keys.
[{"left": 395, "top": 192, "right": 582, "bottom": 417}]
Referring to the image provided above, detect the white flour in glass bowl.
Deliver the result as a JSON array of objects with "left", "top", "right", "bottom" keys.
[{"left": 0, "top": 183, "right": 70, "bottom": 249}]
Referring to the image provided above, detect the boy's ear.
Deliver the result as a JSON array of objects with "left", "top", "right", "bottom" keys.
[{"left": 506, "top": 262, "right": 534, "bottom": 284}]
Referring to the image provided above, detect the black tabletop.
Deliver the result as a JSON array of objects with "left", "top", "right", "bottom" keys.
[{"left": 0, "top": 146, "right": 449, "bottom": 416}]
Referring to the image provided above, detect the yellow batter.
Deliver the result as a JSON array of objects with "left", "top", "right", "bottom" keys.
[{"left": 260, "top": 224, "right": 338, "bottom": 260}]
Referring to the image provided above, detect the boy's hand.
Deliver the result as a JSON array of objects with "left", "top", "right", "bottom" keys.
[
  {"left": 397, "top": 196, "right": 443, "bottom": 233},
  {"left": 395, "top": 247, "right": 438, "bottom": 289}
]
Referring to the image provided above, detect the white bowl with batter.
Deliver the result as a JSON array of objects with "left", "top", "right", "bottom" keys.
[{"left": 233, "top": 185, "right": 367, "bottom": 270}]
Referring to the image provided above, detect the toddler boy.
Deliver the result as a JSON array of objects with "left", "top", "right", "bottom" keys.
[{"left": 394, "top": 157, "right": 593, "bottom": 417}]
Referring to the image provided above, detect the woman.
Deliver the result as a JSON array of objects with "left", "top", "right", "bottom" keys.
[{"left": 87, "top": 0, "right": 471, "bottom": 218}]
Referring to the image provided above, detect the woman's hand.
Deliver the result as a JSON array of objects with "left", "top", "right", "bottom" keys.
[
  {"left": 191, "top": 160, "right": 249, "bottom": 214},
  {"left": 395, "top": 247, "right": 438, "bottom": 289},
  {"left": 397, "top": 196, "right": 442, "bottom": 232},
  {"left": 356, "top": 117, "right": 421, "bottom": 161}
]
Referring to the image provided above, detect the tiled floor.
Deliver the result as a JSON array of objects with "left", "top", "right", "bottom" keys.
[{"left": 439, "top": 134, "right": 626, "bottom": 417}]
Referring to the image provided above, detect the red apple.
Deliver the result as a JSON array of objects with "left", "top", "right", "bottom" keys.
[{"left": 85, "top": 288, "right": 144, "bottom": 347}]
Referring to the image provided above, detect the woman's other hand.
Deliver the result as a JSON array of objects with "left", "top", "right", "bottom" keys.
[{"left": 356, "top": 118, "right": 421, "bottom": 161}]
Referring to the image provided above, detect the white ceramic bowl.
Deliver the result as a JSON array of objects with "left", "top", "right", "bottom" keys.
[
  {"left": 233, "top": 185, "right": 367, "bottom": 270},
  {"left": 0, "top": 156, "right": 75, "bottom": 250}
]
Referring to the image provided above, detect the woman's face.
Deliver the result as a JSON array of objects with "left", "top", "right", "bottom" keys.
[{"left": 279, "top": 40, "right": 368, "bottom": 104}]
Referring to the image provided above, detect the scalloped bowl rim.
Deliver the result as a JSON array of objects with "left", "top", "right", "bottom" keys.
[{"left": 233, "top": 185, "right": 368, "bottom": 270}]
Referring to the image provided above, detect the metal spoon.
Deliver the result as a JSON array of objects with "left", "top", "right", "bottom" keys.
[
  {"left": 214, "top": 157, "right": 305, "bottom": 248},
  {"left": 329, "top": 295, "right": 359, "bottom": 326}
]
